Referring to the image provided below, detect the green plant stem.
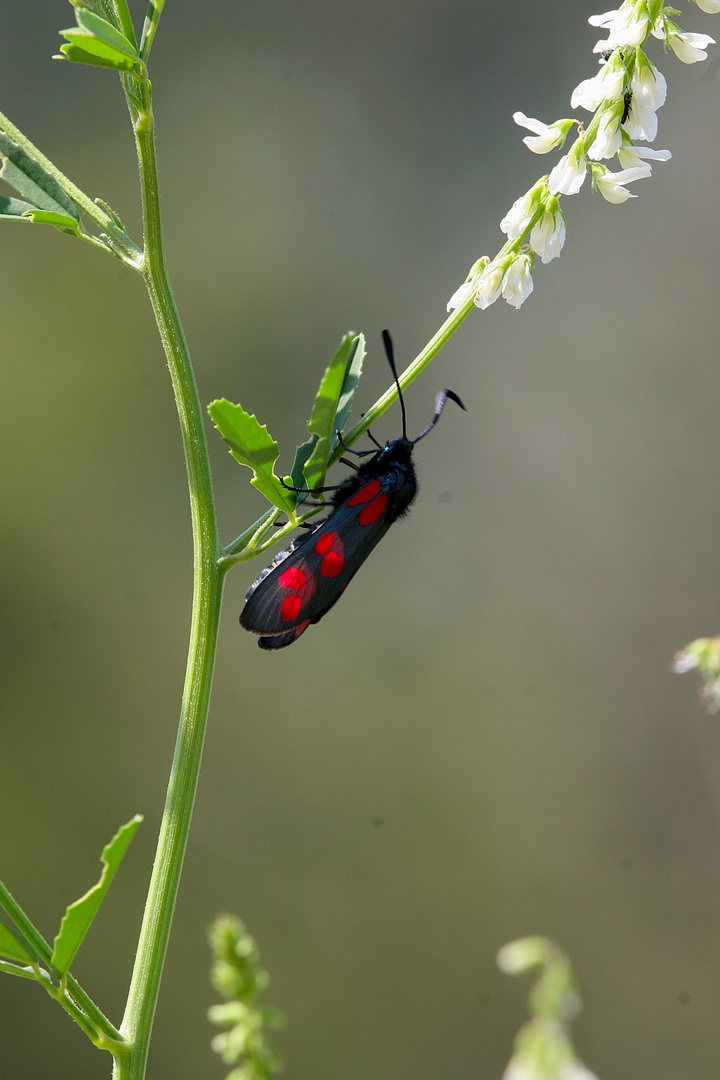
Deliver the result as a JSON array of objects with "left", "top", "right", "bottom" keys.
[
  {"left": 329, "top": 289, "right": 477, "bottom": 466},
  {"left": 113, "top": 79, "right": 225, "bottom": 1080}
]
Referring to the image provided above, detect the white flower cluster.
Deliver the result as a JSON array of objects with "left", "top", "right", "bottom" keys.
[{"left": 449, "top": 0, "right": 716, "bottom": 314}]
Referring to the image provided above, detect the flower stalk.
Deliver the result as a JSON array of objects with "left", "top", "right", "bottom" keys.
[{"left": 448, "top": 0, "right": 717, "bottom": 316}]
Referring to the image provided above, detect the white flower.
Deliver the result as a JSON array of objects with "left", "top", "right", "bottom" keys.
[
  {"left": 664, "top": 27, "right": 716, "bottom": 63},
  {"left": 673, "top": 650, "right": 700, "bottom": 674},
  {"left": 590, "top": 6, "right": 651, "bottom": 49},
  {"left": 631, "top": 54, "right": 667, "bottom": 111},
  {"left": 695, "top": 0, "right": 720, "bottom": 12},
  {"left": 501, "top": 254, "right": 534, "bottom": 309},
  {"left": 570, "top": 74, "right": 606, "bottom": 112},
  {"left": 587, "top": 106, "right": 623, "bottom": 160},
  {"left": 530, "top": 204, "right": 566, "bottom": 263},
  {"left": 617, "top": 137, "right": 671, "bottom": 169},
  {"left": 500, "top": 192, "right": 537, "bottom": 240},
  {"left": 572, "top": 49, "right": 627, "bottom": 112},
  {"left": 623, "top": 95, "right": 659, "bottom": 141},
  {"left": 595, "top": 164, "right": 652, "bottom": 203},
  {"left": 447, "top": 279, "right": 476, "bottom": 313},
  {"left": 474, "top": 263, "right": 505, "bottom": 310},
  {"left": 512, "top": 112, "right": 570, "bottom": 154},
  {"left": 548, "top": 148, "right": 587, "bottom": 196}
]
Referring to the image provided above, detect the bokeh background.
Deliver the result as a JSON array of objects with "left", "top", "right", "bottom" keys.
[{"left": 2, "top": 1, "right": 720, "bottom": 1077}]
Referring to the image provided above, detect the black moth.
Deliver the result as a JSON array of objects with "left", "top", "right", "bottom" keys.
[{"left": 240, "top": 330, "right": 465, "bottom": 649}]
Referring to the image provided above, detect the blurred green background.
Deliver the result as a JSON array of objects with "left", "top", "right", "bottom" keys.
[{"left": 2, "top": 1, "right": 720, "bottom": 1078}]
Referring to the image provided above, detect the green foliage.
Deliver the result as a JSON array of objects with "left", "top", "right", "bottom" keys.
[
  {"left": 139, "top": 0, "right": 166, "bottom": 62},
  {"left": 51, "top": 816, "right": 143, "bottom": 975},
  {"left": 0, "top": 131, "right": 81, "bottom": 229},
  {"left": 208, "top": 915, "right": 283, "bottom": 1080},
  {"left": 69, "top": 1, "right": 138, "bottom": 49},
  {"left": 498, "top": 937, "right": 597, "bottom": 1080},
  {"left": 208, "top": 400, "right": 297, "bottom": 517},
  {"left": 0, "top": 919, "right": 35, "bottom": 964},
  {"left": 300, "top": 332, "right": 366, "bottom": 491},
  {"left": 673, "top": 635, "right": 720, "bottom": 712},
  {"left": 58, "top": 7, "right": 143, "bottom": 74}
]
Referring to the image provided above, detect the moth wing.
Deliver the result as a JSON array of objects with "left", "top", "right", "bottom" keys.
[{"left": 240, "top": 477, "right": 394, "bottom": 644}]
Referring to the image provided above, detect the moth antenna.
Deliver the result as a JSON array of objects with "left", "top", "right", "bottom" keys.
[
  {"left": 412, "top": 388, "right": 466, "bottom": 444},
  {"left": 382, "top": 329, "right": 407, "bottom": 440}
]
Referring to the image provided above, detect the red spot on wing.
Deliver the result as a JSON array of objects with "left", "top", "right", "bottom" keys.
[
  {"left": 280, "top": 565, "right": 306, "bottom": 588},
  {"left": 314, "top": 529, "right": 345, "bottom": 577},
  {"left": 314, "top": 531, "right": 336, "bottom": 555},
  {"left": 359, "top": 492, "right": 388, "bottom": 525},
  {"left": 281, "top": 595, "right": 302, "bottom": 621},
  {"left": 347, "top": 478, "right": 382, "bottom": 506},
  {"left": 321, "top": 550, "right": 344, "bottom": 577}
]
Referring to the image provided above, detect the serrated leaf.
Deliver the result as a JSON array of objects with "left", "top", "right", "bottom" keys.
[
  {"left": 0, "top": 133, "right": 80, "bottom": 220},
  {"left": 0, "top": 920, "right": 35, "bottom": 964},
  {"left": 303, "top": 334, "right": 365, "bottom": 491},
  {"left": 51, "top": 815, "right": 142, "bottom": 976},
  {"left": 208, "top": 400, "right": 296, "bottom": 516}
]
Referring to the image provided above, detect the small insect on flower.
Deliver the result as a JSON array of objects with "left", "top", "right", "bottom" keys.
[{"left": 240, "top": 331, "right": 466, "bottom": 650}]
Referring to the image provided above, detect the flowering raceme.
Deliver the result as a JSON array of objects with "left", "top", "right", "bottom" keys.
[{"left": 447, "top": 0, "right": 717, "bottom": 315}]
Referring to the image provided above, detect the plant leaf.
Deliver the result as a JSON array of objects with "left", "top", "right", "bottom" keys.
[
  {"left": 0, "top": 920, "right": 35, "bottom": 964},
  {"left": 139, "top": 0, "right": 166, "bottom": 61},
  {"left": 0, "top": 133, "right": 80, "bottom": 221},
  {"left": 51, "top": 815, "right": 142, "bottom": 976},
  {"left": 69, "top": 0, "right": 139, "bottom": 50},
  {"left": 0, "top": 198, "right": 78, "bottom": 234},
  {"left": 22, "top": 208, "right": 81, "bottom": 234},
  {"left": 0, "top": 196, "right": 35, "bottom": 220},
  {"left": 59, "top": 8, "right": 142, "bottom": 72},
  {"left": 208, "top": 400, "right": 296, "bottom": 516},
  {"left": 332, "top": 333, "right": 365, "bottom": 443},
  {"left": 289, "top": 435, "right": 318, "bottom": 503},
  {"left": 56, "top": 43, "right": 140, "bottom": 71},
  {"left": 74, "top": 7, "right": 139, "bottom": 57},
  {"left": 303, "top": 333, "right": 365, "bottom": 491}
]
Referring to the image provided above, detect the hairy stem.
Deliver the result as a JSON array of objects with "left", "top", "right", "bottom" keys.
[{"left": 113, "top": 78, "right": 225, "bottom": 1080}]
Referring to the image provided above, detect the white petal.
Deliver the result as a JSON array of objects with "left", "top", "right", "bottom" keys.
[
  {"left": 501, "top": 255, "right": 534, "bottom": 309},
  {"left": 696, "top": 0, "right": 720, "bottom": 12},
  {"left": 530, "top": 209, "right": 566, "bottom": 263},
  {"left": 617, "top": 141, "right": 671, "bottom": 168},
  {"left": 447, "top": 279, "right": 476, "bottom": 313},
  {"left": 512, "top": 111, "right": 546, "bottom": 134},
  {"left": 596, "top": 164, "right": 651, "bottom": 203},
  {"left": 669, "top": 30, "right": 715, "bottom": 63},
  {"left": 623, "top": 97, "right": 658, "bottom": 141},
  {"left": 673, "top": 651, "right": 700, "bottom": 674},
  {"left": 588, "top": 9, "right": 622, "bottom": 30},
  {"left": 571, "top": 74, "right": 606, "bottom": 111},
  {"left": 474, "top": 265, "right": 505, "bottom": 310},
  {"left": 500, "top": 193, "right": 536, "bottom": 240},
  {"left": 548, "top": 153, "right": 587, "bottom": 196},
  {"left": 587, "top": 109, "right": 622, "bottom": 160},
  {"left": 631, "top": 60, "right": 667, "bottom": 110}
]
